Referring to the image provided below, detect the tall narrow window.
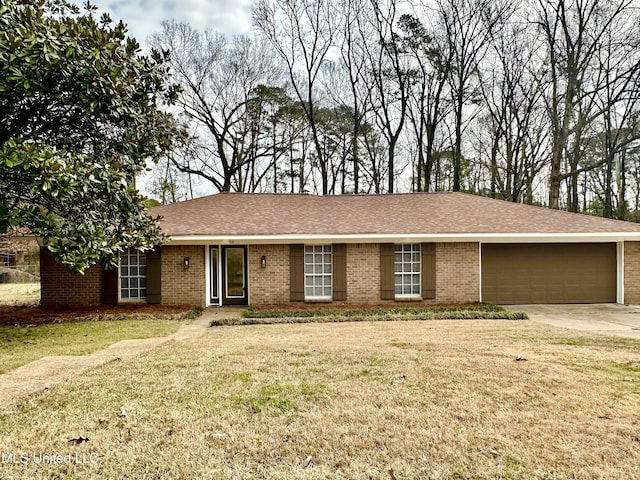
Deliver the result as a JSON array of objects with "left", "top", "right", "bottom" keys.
[
  {"left": 304, "top": 245, "right": 332, "bottom": 300},
  {"left": 395, "top": 244, "right": 421, "bottom": 298},
  {"left": 120, "top": 250, "right": 147, "bottom": 300}
]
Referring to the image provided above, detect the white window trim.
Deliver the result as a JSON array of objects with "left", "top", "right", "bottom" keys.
[
  {"left": 304, "top": 245, "right": 333, "bottom": 301},
  {"left": 118, "top": 249, "right": 147, "bottom": 303},
  {"left": 394, "top": 243, "right": 422, "bottom": 300}
]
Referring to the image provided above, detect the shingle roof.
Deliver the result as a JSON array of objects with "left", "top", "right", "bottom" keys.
[{"left": 148, "top": 192, "right": 640, "bottom": 238}]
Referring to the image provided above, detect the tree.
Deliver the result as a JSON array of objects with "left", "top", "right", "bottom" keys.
[
  {"left": 150, "top": 23, "right": 279, "bottom": 193},
  {"left": 0, "top": 0, "right": 183, "bottom": 273},
  {"left": 435, "top": 0, "right": 511, "bottom": 192},
  {"left": 254, "top": 0, "right": 336, "bottom": 194},
  {"left": 336, "top": 0, "right": 375, "bottom": 194},
  {"left": 476, "top": 20, "right": 548, "bottom": 202},
  {"left": 398, "top": 13, "right": 451, "bottom": 192},
  {"left": 363, "top": 0, "right": 411, "bottom": 194},
  {"left": 535, "top": 0, "right": 639, "bottom": 210}
]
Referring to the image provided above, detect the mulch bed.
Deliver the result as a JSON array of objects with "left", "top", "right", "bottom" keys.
[{"left": 0, "top": 304, "right": 193, "bottom": 326}]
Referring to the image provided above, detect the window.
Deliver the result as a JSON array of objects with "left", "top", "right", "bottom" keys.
[
  {"left": 304, "top": 245, "right": 332, "bottom": 299},
  {"left": 120, "top": 250, "right": 147, "bottom": 300},
  {"left": 395, "top": 244, "right": 421, "bottom": 298}
]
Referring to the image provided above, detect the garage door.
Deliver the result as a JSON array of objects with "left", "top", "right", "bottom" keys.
[{"left": 482, "top": 243, "right": 617, "bottom": 304}]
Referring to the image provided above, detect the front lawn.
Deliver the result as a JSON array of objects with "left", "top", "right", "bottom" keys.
[
  {"left": 1, "top": 320, "right": 639, "bottom": 479},
  {"left": 0, "top": 308, "right": 196, "bottom": 373},
  {"left": 0, "top": 282, "right": 40, "bottom": 306}
]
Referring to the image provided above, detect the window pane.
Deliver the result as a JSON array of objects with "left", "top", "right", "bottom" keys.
[
  {"left": 119, "top": 249, "right": 147, "bottom": 300},
  {"left": 394, "top": 244, "right": 421, "bottom": 297},
  {"left": 304, "top": 245, "right": 332, "bottom": 298}
]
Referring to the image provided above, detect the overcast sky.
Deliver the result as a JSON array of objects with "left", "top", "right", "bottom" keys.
[{"left": 86, "top": 0, "right": 255, "bottom": 46}]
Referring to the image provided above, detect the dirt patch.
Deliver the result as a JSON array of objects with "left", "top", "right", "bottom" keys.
[{"left": 0, "top": 304, "right": 194, "bottom": 326}]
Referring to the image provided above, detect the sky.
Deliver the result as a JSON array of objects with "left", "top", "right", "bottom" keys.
[
  {"left": 70, "top": 1, "right": 257, "bottom": 198},
  {"left": 82, "top": 0, "right": 255, "bottom": 45}
]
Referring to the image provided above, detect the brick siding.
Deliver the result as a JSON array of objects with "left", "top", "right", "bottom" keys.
[
  {"left": 346, "top": 243, "right": 380, "bottom": 303},
  {"left": 40, "top": 247, "right": 102, "bottom": 307},
  {"left": 160, "top": 245, "right": 205, "bottom": 307},
  {"left": 40, "top": 242, "right": 482, "bottom": 308},
  {"left": 246, "top": 242, "right": 480, "bottom": 306},
  {"left": 436, "top": 242, "right": 480, "bottom": 303},
  {"left": 625, "top": 242, "right": 640, "bottom": 304},
  {"left": 248, "top": 245, "right": 290, "bottom": 305}
]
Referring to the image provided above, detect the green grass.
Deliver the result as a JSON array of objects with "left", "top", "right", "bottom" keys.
[
  {"left": 0, "top": 318, "right": 185, "bottom": 374},
  {"left": 212, "top": 304, "right": 527, "bottom": 326}
]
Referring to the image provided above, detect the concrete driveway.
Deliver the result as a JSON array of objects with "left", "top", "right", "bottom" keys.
[{"left": 506, "top": 304, "right": 640, "bottom": 340}]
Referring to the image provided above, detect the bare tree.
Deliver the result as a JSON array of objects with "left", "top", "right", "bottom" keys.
[
  {"left": 150, "top": 22, "right": 279, "bottom": 192},
  {"left": 399, "top": 12, "right": 452, "bottom": 192},
  {"left": 361, "top": 0, "right": 412, "bottom": 193},
  {"left": 477, "top": 20, "right": 548, "bottom": 202},
  {"left": 434, "top": 0, "right": 511, "bottom": 192},
  {"left": 535, "top": 0, "right": 639, "bottom": 209},
  {"left": 254, "top": 0, "right": 337, "bottom": 194},
  {"left": 335, "top": 0, "right": 375, "bottom": 194}
]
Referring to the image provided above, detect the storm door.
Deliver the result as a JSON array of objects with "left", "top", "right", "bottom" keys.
[{"left": 222, "top": 246, "right": 248, "bottom": 305}]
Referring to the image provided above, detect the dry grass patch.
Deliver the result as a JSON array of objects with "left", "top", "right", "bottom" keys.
[
  {"left": 0, "top": 319, "right": 187, "bottom": 374},
  {"left": 1, "top": 320, "right": 639, "bottom": 479},
  {"left": 0, "top": 282, "right": 40, "bottom": 306}
]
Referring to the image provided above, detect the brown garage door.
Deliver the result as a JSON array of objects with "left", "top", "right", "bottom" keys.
[{"left": 482, "top": 243, "right": 617, "bottom": 304}]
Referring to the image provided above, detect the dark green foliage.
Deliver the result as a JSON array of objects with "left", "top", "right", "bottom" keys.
[
  {"left": 243, "top": 303, "right": 508, "bottom": 319},
  {"left": 0, "top": 0, "right": 184, "bottom": 272},
  {"left": 211, "top": 305, "right": 528, "bottom": 326}
]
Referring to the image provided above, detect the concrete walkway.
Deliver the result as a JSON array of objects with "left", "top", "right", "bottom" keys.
[
  {"left": 0, "top": 307, "right": 243, "bottom": 410},
  {"left": 508, "top": 304, "right": 640, "bottom": 340}
]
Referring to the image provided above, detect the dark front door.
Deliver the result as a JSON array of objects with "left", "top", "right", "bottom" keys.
[{"left": 222, "top": 246, "right": 248, "bottom": 305}]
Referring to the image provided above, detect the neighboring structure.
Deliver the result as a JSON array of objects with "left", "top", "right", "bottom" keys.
[
  {"left": 1, "top": 232, "right": 40, "bottom": 283},
  {"left": 40, "top": 192, "right": 640, "bottom": 307}
]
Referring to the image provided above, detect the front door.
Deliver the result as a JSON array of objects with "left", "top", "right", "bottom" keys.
[{"left": 222, "top": 246, "right": 248, "bottom": 305}]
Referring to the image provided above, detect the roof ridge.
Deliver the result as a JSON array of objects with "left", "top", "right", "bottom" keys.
[{"left": 468, "top": 193, "right": 636, "bottom": 226}]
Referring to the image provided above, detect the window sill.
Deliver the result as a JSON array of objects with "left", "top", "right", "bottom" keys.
[{"left": 394, "top": 296, "right": 423, "bottom": 302}]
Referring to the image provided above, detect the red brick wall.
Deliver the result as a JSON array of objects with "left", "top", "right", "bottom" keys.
[{"left": 40, "top": 247, "right": 102, "bottom": 307}]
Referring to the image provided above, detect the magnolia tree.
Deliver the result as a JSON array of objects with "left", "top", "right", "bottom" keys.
[{"left": 0, "top": 0, "right": 184, "bottom": 272}]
